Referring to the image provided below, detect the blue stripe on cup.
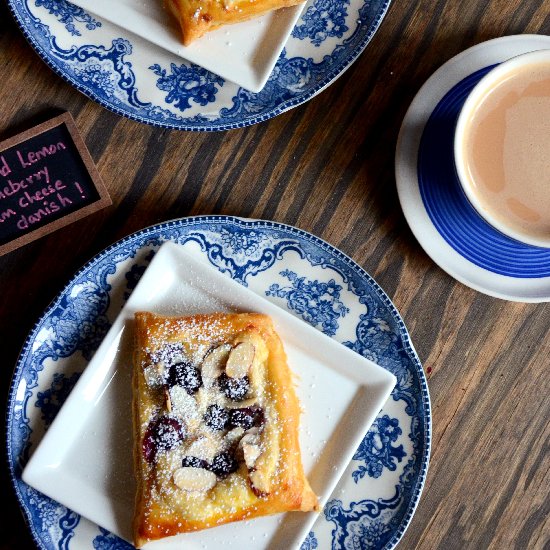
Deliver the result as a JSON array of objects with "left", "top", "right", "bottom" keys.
[{"left": 418, "top": 66, "right": 550, "bottom": 278}]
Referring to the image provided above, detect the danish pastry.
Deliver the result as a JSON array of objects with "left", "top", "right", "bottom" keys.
[
  {"left": 132, "top": 311, "right": 318, "bottom": 547},
  {"left": 167, "top": 0, "right": 305, "bottom": 46}
]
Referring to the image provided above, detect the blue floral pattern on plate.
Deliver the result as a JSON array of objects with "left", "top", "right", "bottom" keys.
[
  {"left": 7, "top": 217, "right": 430, "bottom": 549},
  {"left": 300, "top": 531, "right": 319, "bottom": 550},
  {"left": 8, "top": 0, "right": 390, "bottom": 130},
  {"left": 292, "top": 0, "right": 350, "bottom": 46},
  {"left": 35, "top": 372, "right": 81, "bottom": 428},
  {"left": 352, "top": 415, "right": 407, "bottom": 481},
  {"left": 92, "top": 528, "right": 133, "bottom": 550},
  {"left": 266, "top": 269, "right": 349, "bottom": 336},
  {"left": 150, "top": 63, "right": 225, "bottom": 111},
  {"left": 34, "top": 0, "right": 101, "bottom": 36}
]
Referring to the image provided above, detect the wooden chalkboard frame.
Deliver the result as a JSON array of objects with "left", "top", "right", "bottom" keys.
[{"left": 0, "top": 112, "right": 111, "bottom": 256}]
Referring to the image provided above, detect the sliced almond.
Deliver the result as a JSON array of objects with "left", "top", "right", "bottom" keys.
[
  {"left": 239, "top": 434, "right": 262, "bottom": 470},
  {"left": 164, "top": 387, "right": 172, "bottom": 412},
  {"left": 169, "top": 386, "right": 199, "bottom": 421},
  {"left": 201, "top": 344, "right": 232, "bottom": 383},
  {"left": 195, "top": 386, "right": 216, "bottom": 417},
  {"left": 226, "top": 342, "right": 255, "bottom": 378},
  {"left": 224, "top": 396, "right": 257, "bottom": 409},
  {"left": 237, "top": 430, "right": 263, "bottom": 469},
  {"left": 155, "top": 448, "right": 185, "bottom": 494},
  {"left": 234, "top": 334, "right": 267, "bottom": 394},
  {"left": 173, "top": 467, "right": 217, "bottom": 492},
  {"left": 143, "top": 365, "right": 158, "bottom": 388},
  {"left": 171, "top": 351, "right": 188, "bottom": 365},
  {"left": 249, "top": 468, "right": 270, "bottom": 496},
  {"left": 143, "top": 364, "right": 164, "bottom": 387},
  {"left": 186, "top": 434, "right": 223, "bottom": 461},
  {"left": 224, "top": 427, "right": 245, "bottom": 448},
  {"left": 157, "top": 361, "right": 167, "bottom": 379},
  {"left": 248, "top": 420, "right": 278, "bottom": 495},
  {"left": 243, "top": 444, "right": 262, "bottom": 468}
]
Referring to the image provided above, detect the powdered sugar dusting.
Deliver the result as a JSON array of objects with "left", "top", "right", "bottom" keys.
[{"left": 136, "top": 314, "right": 294, "bottom": 532}]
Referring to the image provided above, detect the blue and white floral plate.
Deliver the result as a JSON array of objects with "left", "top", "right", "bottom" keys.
[
  {"left": 7, "top": 216, "right": 431, "bottom": 549},
  {"left": 67, "top": 0, "right": 305, "bottom": 93},
  {"left": 396, "top": 34, "right": 550, "bottom": 302},
  {"left": 21, "top": 241, "right": 397, "bottom": 549},
  {"left": 7, "top": 0, "right": 391, "bottom": 130}
]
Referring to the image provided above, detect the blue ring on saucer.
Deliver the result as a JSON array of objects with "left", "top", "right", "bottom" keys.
[{"left": 418, "top": 66, "right": 550, "bottom": 278}]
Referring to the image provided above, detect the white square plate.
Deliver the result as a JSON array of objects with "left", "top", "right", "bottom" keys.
[
  {"left": 22, "top": 241, "right": 396, "bottom": 549},
  {"left": 67, "top": 0, "right": 305, "bottom": 92}
]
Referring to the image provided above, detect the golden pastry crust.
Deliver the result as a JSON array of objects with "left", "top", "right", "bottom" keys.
[
  {"left": 133, "top": 311, "right": 318, "bottom": 548},
  {"left": 167, "top": 0, "right": 305, "bottom": 46}
]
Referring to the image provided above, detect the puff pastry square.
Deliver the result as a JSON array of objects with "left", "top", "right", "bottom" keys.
[
  {"left": 167, "top": 0, "right": 305, "bottom": 45},
  {"left": 132, "top": 311, "right": 318, "bottom": 547}
]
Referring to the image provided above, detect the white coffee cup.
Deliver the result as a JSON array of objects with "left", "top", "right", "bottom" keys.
[{"left": 454, "top": 49, "right": 550, "bottom": 248}]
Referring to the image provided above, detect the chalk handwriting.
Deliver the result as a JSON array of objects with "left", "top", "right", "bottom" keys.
[
  {"left": 0, "top": 113, "right": 110, "bottom": 256},
  {"left": 16, "top": 141, "right": 67, "bottom": 168}
]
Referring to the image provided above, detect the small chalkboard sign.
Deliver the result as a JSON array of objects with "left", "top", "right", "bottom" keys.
[{"left": 0, "top": 112, "right": 111, "bottom": 256}]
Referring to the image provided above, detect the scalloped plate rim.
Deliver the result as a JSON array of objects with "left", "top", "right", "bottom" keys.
[{"left": 6, "top": 0, "right": 392, "bottom": 131}]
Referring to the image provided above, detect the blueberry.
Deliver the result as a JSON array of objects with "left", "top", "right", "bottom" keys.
[
  {"left": 168, "top": 362, "right": 202, "bottom": 394},
  {"left": 228, "top": 407, "right": 264, "bottom": 430},
  {"left": 182, "top": 456, "right": 209, "bottom": 469},
  {"left": 210, "top": 451, "right": 238, "bottom": 478},
  {"left": 218, "top": 373, "right": 249, "bottom": 401},
  {"left": 204, "top": 404, "right": 229, "bottom": 431},
  {"left": 143, "top": 416, "right": 186, "bottom": 462}
]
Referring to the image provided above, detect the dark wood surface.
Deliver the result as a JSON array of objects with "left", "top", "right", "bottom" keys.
[{"left": 1, "top": 0, "right": 549, "bottom": 548}]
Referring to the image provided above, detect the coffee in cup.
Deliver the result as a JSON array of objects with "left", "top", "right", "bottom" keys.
[{"left": 454, "top": 49, "right": 550, "bottom": 248}]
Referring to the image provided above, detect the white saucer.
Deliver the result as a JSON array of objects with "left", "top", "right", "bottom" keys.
[{"left": 395, "top": 34, "right": 550, "bottom": 302}]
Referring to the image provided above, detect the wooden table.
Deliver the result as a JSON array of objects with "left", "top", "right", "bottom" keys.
[{"left": 1, "top": 1, "right": 548, "bottom": 548}]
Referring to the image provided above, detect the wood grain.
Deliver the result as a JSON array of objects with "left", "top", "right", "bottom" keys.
[{"left": 1, "top": 0, "right": 549, "bottom": 549}]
